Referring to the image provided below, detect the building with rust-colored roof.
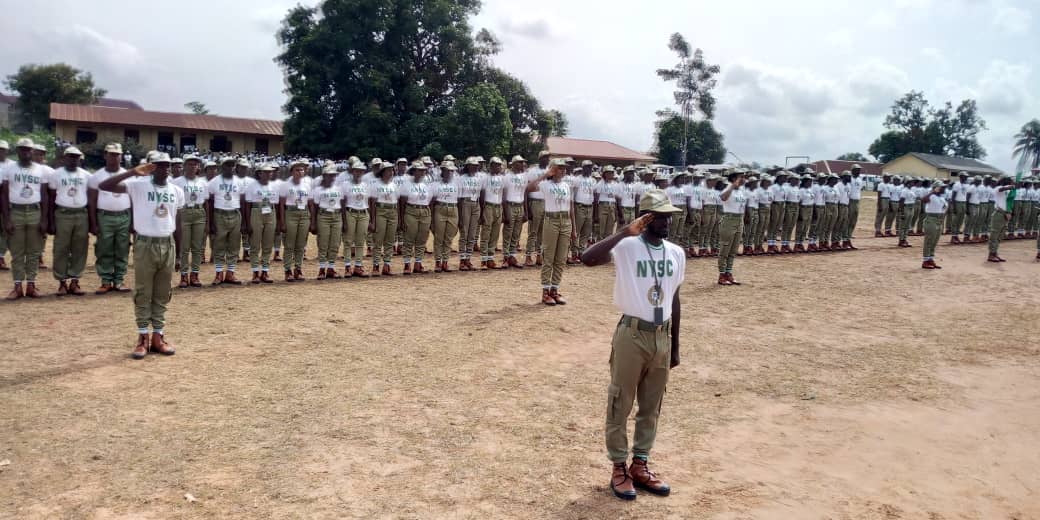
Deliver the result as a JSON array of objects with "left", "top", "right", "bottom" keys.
[
  {"left": 49, "top": 102, "right": 284, "bottom": 155},
  {"left": 545, "top": 137, "right": 656, "bottom": 166}
]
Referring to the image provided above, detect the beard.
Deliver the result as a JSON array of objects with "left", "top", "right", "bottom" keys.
[{"left": 647, "top": 218, "right": 670, "bottom": 239}]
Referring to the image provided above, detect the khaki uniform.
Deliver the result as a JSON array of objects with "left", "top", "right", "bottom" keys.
[
  {"left": 212, "top": 209, "right": 242, "bottom": 269},
  {"left": 718, "top": 213, "right": 743, "bottom": 273},
  {"left": 700, "top": 205, "right": 719, "bottom": 250},
  {"left": 403, "top": 205, "right": 431, "bottom": 263},
  {"left": 502, "top": 202, "right": 525, "bottom": 259},
  {"left": 458, "top": 199, "right": 480, "bottom": 260},
  {"left": 605, "top": 317, "right": 670, "bottom": 462},
  {"left": 432, "top": 203, "right": 458, "bottom": 263},
  {"left": 249, "top": 207, "right": 276, "bottom": 271},
  {"left": 343, "top": 208, "right": 369, "bottom": 266},
  {"left": 541, "top": 211, "right": 571, "bottom": 288},
  {"left": 373, "top": 204, "right": 398, "bottom": 265},
  {"left": 134, "top": 236, "right": 175, "bottom": 330},
  {"left": 526, "top": 198, "right": 545, "bottom": 257},
  {"left": 283, "top": 208, "right": 309, "bottom": 271},
  {"left": 315, "top": 210, "right": 342, "bottom": 268},
  {"left": 8, "top": 205, "right": 43, "bottom": 282},
  {"left": 52, "top": 207, "right": 89, "bottom": 281},
  {"left": 480, "top": 203, "right": 503, "bottom": 261},
  {"left": 178, "top": 208, "right": 206, "bottom": 274}
]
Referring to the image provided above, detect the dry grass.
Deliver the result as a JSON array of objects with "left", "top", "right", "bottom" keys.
[{"left": 1, "top": 195, "right": 1039, "bottom": 519}]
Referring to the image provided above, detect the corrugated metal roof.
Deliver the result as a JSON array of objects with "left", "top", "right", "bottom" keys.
[
  {"left": 812, "top": 160, "right": 884, "bottom": 176},
  {"left": 2, "top": 94, "right": 142, "bottom": 109},
  {"left": 50, "top": 103, "right": 283, "bottom": 136},
  {"left": 903, "top": 152, "right": 1003, "bottom": 175},
  {"left": 546, "top": 137, "right": 656, "bottom": 162}
]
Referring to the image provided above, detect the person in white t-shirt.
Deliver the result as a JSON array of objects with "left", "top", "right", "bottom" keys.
[
  {"left": 278, "top": 159, "right": 312, "bottom": 281},
  {"left": 430, "top": 162, "right": 461, "bottom": 272},
  {"left": 369, "top": 163, "right": 400, "bottom": 275},
  {"left": 89, "top": 143, "right": 134, "bottom": 293},
  {"left": 398, "top": 162, "right": 433, "bottom": 274},
  {"left": 1, "top": 138, "right": 50, "bottom": 299},
  {"left": 457, "top": 158, "right": 483, "bottom": 270},
  {"left": 45, "top": 147, "right": 91, "bottom": 295},
  {"left": 524, "top": 151, "right": 550, "bottom": 265},
  {"left": 987, "top": 177, "right": 1018, "bottom": 262},
  {"left": 593, "top": 165, "right": 622, "bottom": 243},
  {"left": 310, "top": 164, "right": 345, "bottom": 279},
  {"left": 0, "top": 139, "right": 10, "bottom": 271},
  {"left": 338, "top": 160, "right": 372, "bottom": 276},
  {"left": 31, "top": 144, "right": 53, "bottom": 272},
  {"left": 920, "top": 180, "right": 948, "bottom": 269},
  {"left": 243, "top": 163, "right": 280, "bottom": 283},
  {"left": 98, "top": 152, "right": 184, "bottom": 360},
  {"left": 207, "top": 158, "right": 247, "bottom": 285},
  {"left": 525, "top": 158, "right": 575, "bottom": 305},
  {"left": 848, "top": 164, "right": 864, "bottom": 240},
  {"left": 580, "top": 189, "right": 685, "bottom": 501},
  {"left": 502, "top": 156, "right": 530, "bottom": 268},
  {"left": 171, "top": 155, "right": 208, "bottom": 287},
  {"left": 717, "top": 170, "right": 749, "bottom": 284},
  {"left": 479, "top": 157, "right": 507, "bottom": 269}
]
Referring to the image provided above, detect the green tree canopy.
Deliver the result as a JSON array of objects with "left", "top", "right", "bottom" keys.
[
  {"left": 1013, "top": 119, "right": 1040, "bottom": 172},
  {"left": 836, "top": 152, "right": 868, "bottom": 161},
  {"left": 4, "top": 63, "right": 106, "bottom": 130},
  {"left": 275, "top": 0, "right": 564, "bottom": 159},
  {"left": 184, "top": 101, "right": 210, "bottom": 115},
  {"left": 869, "top": 91, "right": 987, "bottom": 162},
  {"left": 653, "top": 111, "right": 726, "bottom": 166}
]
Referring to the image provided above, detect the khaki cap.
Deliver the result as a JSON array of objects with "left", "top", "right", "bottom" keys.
[
  {"left": 146, "top": 151, "right": 171, "bottom": 164},
  {"left": 0, "top": 140, "right": 8, "bottom": 149},
  {"left": 510, "top": 155, "right": 525, "bottom": 164},
  {"left": 489, "top": 156, "right": 504, "bottom": 165},
  {"left": 639, "top": 189, "right": 683, "bottom": 213},
  {"left": 465, "top": 157, "right": 480, "bottom": 166},
  {"left": 15, "top": 137, "right": 34, "bottom": 148},
  {"left": 550, "top": 158, "right": 568, "bottom": 167},
  {"left": 538, "top": 150, "right": 551, "bottom": 158},
  {"left": 442, "top": 154, "right": 456, "bottom": 162},
  {"left": 63, "top": 146, "right": 83, "bottom": 156},
  {"left": 602, "top": 165, "right": 616, "bottom": 173},
  {"left": 581, "top": 159, "right": 594, "bottom": 167},
  {"left": 104, "top": 143, "right": 122, "bottom": 154},
  {"left": 291, "top": 158, "right": 310, "bottom": 168}
]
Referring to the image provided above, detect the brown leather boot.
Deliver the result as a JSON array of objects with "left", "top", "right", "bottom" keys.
[
  {"left": 6, "top": 284, "right": 23, "bottom": 300},
  {"left": 132, "top": 333, "right": 149, "bottom": 360},
  {"left": 610, "top": 462, "right": 636, "bottom": 501},
  {"left": 149, "top": 333, "right": 176, "bottom": 356},
  {"left": 0, "top": 258, "right": 7, "bottom": 270},
  {"left": 272, "top": 251, "right": 282, "bottom": 262},
  {"left": 780, "top": 244, "right": 792, "bottom": 254},
  {"left": 413, "top": 262, "right": 427, "bottom": 274},
  {"left": 293, "top": 268, "right": 304, "bottom": 281},
  {"left": 874, "top": 230, "right": 883, "bottom": 237},
  {"left": 950, "top": 235, "right": 961, "bottom": 244},
  {"left": 114, "top": 283, "right": 131, "bottom": 293},
  {"left": 212, "top": 271, "right": 225, "bottom": 286},
  {"left": 845, "top": 240, "right": 857, "bottom": 250},
  {"left": 486, "top": 259, "right": 499, "bottom": 270},
  {"left": 353, "top": 266, "right": 370, "bottom": 278},
  {"left": 381, "top": 264, "right": 394, "bottom": 276},
  {"left": 536, "top": 254, "right": 543, "bottom": 266},
  {"left": 284, "top": 270, "right": 295, "bottom": 282},
  {"left": 480, "top": 260, "right": 489, "bottom": 270},
  {"left": 793, "top": 244, "right": 805, "bottom": 253},
  {"left": 727, "top": 273, "right": 741, "bottom": 286},
  {"left": 251, "top": 272, "right": 261, "bottom": 284},
  {"left": 987, "top": 253, "right": 1001, "bottom": 263},
  {"left": 24, "top": 282, "right": 40, "bottom": 297},
  {"left": 629, "top": 458, "right": 671, "bottom": 496},
  {"left": 549, "top": 288, "right": 567, "bottom": 305},
  {"left": 190, "top": 273, "right": 202, "bottom": 287},
  {"left": 260, "top": 271, "right": 273, "bottom": 284},
  {"left": 434, "top": 261, "right": 443, "bottom": 273},
  {"left": 524, "top": 255, "right": 535, "bottom": 267},
  {"left": 57, "top": 280, "right": 69, "bottom": 296},
  {"left": 316, "top": 267, "right": 327, "bottom": 280},
  {"left": 95, "top": 283, "right": 113, "bottom": 295},
  {"left": 327, "top": 267, "right": 341, "bottom": 279},
  {"left": 541, "top": 289, "right": 556, "bottom": 306},
  {"left": 922, "top": 260, "right": 935, "bottom": 269},
  {"left": 898, "top": 239, "right": 911, "bottom": 248},
  {"left": 718, "top": 273, "right": 732, "bottom": 286},
  {"left": 402, "top": 263, "right": 412, "bottom": 275},
  {"left": 179, "top": 274, "right": 190, "bottom": 288},
  {"left": 223, "top": 272, "right": 243, "bottom": 285}
]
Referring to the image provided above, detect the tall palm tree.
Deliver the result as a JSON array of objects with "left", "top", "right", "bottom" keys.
[{"left": 1012, "top": 119, "right": 1040, "bottom": 173}]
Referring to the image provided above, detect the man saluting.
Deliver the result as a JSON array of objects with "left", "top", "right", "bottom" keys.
[
  {"left": 582, "top": 189, "right": 686, "bottom": 501},
  {"left": 99, "top": 151, "right": 183, "bottom": 359}
]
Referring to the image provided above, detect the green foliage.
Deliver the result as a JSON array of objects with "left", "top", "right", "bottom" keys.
[
  {"left": 0, "top": 128, "right": 58, "bottom": 157},
  {"left": 653, "top": 111, "right": 726, "bottom": 166},
  {"left": 78, "top": 138, "right": 146, "bottom": 170},
  {"left": 275, "top": 0, "right": 559, "bottom": 159},
  {"left": 869, "top": 91, "right": 987, "bottom": 162},
  {"left": 836, "top": 152, "right": 868, "bottom": 161},
  {"left": 656, "top": 33, "right": 720, "bottom": 121},
  {"left": 4, "top": 63, "right": 106, "bottom": 130},
  {"left": 1013, "top": 119, "right": 1040, "bottom": 172},
  {"left": 184, "top": 101, "right": 210, "bottom": 115}
]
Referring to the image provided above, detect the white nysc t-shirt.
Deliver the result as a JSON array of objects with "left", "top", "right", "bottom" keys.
[
  {"left": 48, "top": 166, "right": 91, "bottom": 208},
  {"left": 610, "top": 236, "right": 686, "bottom": 324},
  {"left": 123, "top": 177, "right": 185, "bottom": 237}
]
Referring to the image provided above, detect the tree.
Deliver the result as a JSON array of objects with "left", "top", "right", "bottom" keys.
[
  {"left": 869, "top": 91, "right": 987, "bottom": 162},
  {"left": 4, "top": 63, "right": 106, "bottom": 130},
  {"left": 836, "top": 152, "right": 868, "bottom": 161},
  {"left": 537, "top": 109, "right": 568, "bottom": 140},
  {"left": 275, "top": 0, "right": 558, "bottom": 159},
  {"left": 1013, "top": 119, "right": 1040, "bottom": 172},
  {"left": 653, "top": 111, "right": 725, "bottom": 166},
  {"left": 441, "top": 83, "right": 511, "bottom": 158},
  {"left": 184, "top": 101, "right": 210, "bottom": 115},
  {"left": 655, "top": 33, "right": 720, "bottom": 168}
]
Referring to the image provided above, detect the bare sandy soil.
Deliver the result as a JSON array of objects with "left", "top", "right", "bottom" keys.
[{"left": 2, "top": 196, "right": 1039, "bottom": 519}]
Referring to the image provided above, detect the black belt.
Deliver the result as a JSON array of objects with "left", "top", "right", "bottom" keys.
[
  {"left": 545, "top": 211, "right": 569, "bottom": 217},
  {"left": 11, "top": 203, "right": 40, "bottom": 210},
  {"left": 56, "top": 206, "right": 87, "bottom": 213},
  {"left": 436, "top": 202, "right": 457, "bottom": 207},
  {"left": 215, "top": 208, "right": 240, "bottom": 214},
  {"left": 376, "top": 203, "right": 397, "bottom": 208},
  {"left": 406, "top": 204, "right": 430, "bottom": 209},
  {"left": 598, "top": 202, "right": 616, "bottom": 206},
  {"left": 98, "top": 209, "right": 131, "bottom": 216},
  {"left": 346, "top": 208, "right": 368, "bottom": 213},
  {"left": 575, "top": 202, "right": 592, "bottom": 207},
  {"left": 484, "top": 202, "right": 501, "bottom": 207},
  {"left": 136, "top": 235, "right": 173, "bottom": 243},
  {"left": 620, "top": 314, "right": 670, "bottom": 332}
]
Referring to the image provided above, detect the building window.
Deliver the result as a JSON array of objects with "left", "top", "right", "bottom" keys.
[
  {"left": 210, "top": 135, "right": 230, "bottom": 153},
  {"left": 157, "top": 131, "right": 176, "bottom": 153},
  {"left": 255, "top": 138, "right": 269, "bottom": 155},
  {"left": 124, "top": 129, "right": 140, "bottom": 143},
  {"left": 75, "top": 128, "right": 97, "bottom": 144}
]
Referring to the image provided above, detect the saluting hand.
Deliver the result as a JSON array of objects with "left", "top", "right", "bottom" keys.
[
  {"left": 623, "top": 213, "right": 654, "bottom": 236},
  {"left": 133, "top": 163, "right": 156, "bottom": 176}
]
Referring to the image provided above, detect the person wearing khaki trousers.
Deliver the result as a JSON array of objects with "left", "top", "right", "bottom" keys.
[
  {"left": 339, "top": 160, "right": 371, "bottom": 277},
  {"left": 399, "top": 162, "right": 433, "bottom": 275},
  {"left": 526, "top": 159, "right": 575, "bottom": 306},
  {"left": 431, "top": 162, "right": 461, "bottom": 272},
  {"left": 369, "top": 163, "right": 399, "bottom": 276},
  {"left": 277, "top": 160, "right": 313, "bottom": 282}
]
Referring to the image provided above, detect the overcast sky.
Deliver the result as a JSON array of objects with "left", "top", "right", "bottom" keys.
[{"left": 2, "top": 0, "right": 1036, "bottom": 171}]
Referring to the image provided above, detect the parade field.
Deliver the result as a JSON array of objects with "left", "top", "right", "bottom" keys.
[{"left": 2, "top": 198, "right": 1039, "bottom": 519}]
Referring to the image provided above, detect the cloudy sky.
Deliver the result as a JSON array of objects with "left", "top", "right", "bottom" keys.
[{"left": 2, "top": 0, "right": 1036, "bottom": 171}]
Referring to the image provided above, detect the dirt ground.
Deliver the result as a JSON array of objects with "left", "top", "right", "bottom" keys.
[{"left": 2, "top": 195, "right": 1039, "bottom": 519}]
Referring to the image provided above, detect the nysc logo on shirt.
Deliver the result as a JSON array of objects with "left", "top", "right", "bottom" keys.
[{"left": 636, "top": 259, "right": 674, "bottom": 278}]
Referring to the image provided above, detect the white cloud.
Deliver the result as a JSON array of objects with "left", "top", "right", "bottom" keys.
[
  {"left": 497, "top": 15, "right": 562, "bottom": 41},
  {"left": 991, "top": 4, "right": 1032, "bottom": 34},
  {"left": 977, "top": 60, "right": 1031, "bottom": 115}
]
